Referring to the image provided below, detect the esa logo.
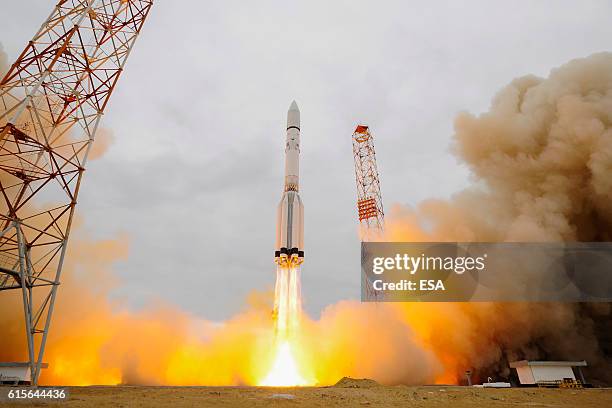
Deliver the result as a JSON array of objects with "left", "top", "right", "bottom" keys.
[{"left": 420, "top": 279, "right": 445, "bottom": 291}]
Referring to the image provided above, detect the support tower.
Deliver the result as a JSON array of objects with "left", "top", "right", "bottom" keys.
[
  {"left": 352, "top": 125, "right": 385, "bottom": 300},
  {"left": 352, "top": 125, "right": 384, "bottom": 239},
  {"left": 0, "top": 0, "right": 153, "bottom": 385}
]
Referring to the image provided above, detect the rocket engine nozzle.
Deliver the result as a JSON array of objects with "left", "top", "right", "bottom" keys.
[{"left": 274, "top": 247, "right": 305, "bottom": 267}]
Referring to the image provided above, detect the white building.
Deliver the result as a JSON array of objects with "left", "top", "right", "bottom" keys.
[
  {"left": 509, "top": 360, "right": 587, "bottom": 385},
  {"left": 0, "top": 363, "right": 48, "bottom": 385}
]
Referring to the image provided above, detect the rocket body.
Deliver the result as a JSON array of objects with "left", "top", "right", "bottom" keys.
[{"left": 275, "top": 101, "right": 304, "bottom": 267}]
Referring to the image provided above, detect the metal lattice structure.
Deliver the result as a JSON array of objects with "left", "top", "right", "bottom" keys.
[
  {"left": 352, "top": 125, "right": 385, "bottom": 301},
  {"left": 352, "top": 125, "right": 384, "bottom": 239},
  {"left": 0, "top": 0, "right": 153, "bottom": 385}
]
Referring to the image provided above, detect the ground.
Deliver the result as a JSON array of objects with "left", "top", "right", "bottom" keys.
[{"left": 2, "top": 385, "right": 612, "bottom": 407}]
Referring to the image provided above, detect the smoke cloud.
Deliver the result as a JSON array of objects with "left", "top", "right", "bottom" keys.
[
  {"left": 384, "top": 52, "right": 612, "bottom": 384},
  {"left": 389, "top": 53, "right": 612, "bottom": 243}
]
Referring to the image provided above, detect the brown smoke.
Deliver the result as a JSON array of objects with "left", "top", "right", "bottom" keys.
[
  {"left": 384, "top": 52, "right": 612, "bottom": 384},
  {"left": 389, "top": 53, "right": 612, "bottom": 243}
]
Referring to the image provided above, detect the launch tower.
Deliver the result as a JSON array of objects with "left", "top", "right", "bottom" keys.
[
  {"left": 352, "top": 125, "right": 385, "bottom": 239},
  {"left": 0, "top": 0, "right": 153, "bottom": 385},
  {"left": 352, "top": 125, "right": 385, "bottom": 300}
]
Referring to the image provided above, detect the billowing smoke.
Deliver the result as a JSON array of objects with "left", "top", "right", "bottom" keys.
[
  {"left": 0, "top": 230, "right": 280, "bottom": 385},
  {"left": 383, "top": 52, "right": 612, "bottom": 384},
  {"left": 389, "top": 53, "right": 612, "bottom": 243}
]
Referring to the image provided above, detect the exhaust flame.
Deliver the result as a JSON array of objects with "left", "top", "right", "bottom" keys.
[
  {"left": 272, "top": 266, "right": 302, "bottom": 338},
  {"left": 258, "top": 265, "right": 312, "bottom": 386},
  {"left": 260, "top": 341, "right": 307, "bottom": 386}
]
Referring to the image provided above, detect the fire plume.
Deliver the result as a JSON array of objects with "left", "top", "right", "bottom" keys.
[{"left": 258, "top": 265, "right": 313, "bottom": 386}]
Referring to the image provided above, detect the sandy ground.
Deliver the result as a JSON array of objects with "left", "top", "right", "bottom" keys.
[{"left": 2, "top": 385, "right": 612, "bottom": 407}]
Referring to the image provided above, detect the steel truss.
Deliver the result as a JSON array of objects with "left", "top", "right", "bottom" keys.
[
  {"left": 352, "top": 125, "right": 385, "bottom": 237},
  {"left": 0, "top": 0, "right": 153, "bottom": 385},
  {"left": 352, "top": 125, "right": 385, "bottom": 300}
]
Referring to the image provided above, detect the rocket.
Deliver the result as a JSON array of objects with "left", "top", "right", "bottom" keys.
[{"left": 275, "top": 101, "right": 304, "bottom": 267}]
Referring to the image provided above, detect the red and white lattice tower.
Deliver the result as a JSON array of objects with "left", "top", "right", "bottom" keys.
[
  {"left": 352, "top": 125, "right": 385, "bottom": 300},
  {"left": 352, "top": 125, "right": 384, "bottom": 240},
  {"left": 0, "top": 0, "right": 153, "bottom": 385}
]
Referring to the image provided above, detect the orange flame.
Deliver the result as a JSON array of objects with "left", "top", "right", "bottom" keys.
[{"left": 258, "top": 265, "right": 313, "bottom": 386}]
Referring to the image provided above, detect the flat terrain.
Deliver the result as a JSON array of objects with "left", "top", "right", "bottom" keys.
[{"left": 2, "top": 385, "right": 612, "bottom": 407}]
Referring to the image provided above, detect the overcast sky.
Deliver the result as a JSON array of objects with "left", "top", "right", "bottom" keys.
[{"left": 3, "top": 1, "right": 612, "bottom": 320}]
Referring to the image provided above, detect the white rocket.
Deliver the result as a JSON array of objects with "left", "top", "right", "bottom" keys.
[{"left": 275, "top": 101, "right": 304, "bottom": 267}]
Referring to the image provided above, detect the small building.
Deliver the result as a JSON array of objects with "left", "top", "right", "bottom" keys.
[
  {"left": 0, "top": 362, "right": 48, "bottom": 385},
  {"left": 509, "top": 360, "right": 587, "bottom": 386}
]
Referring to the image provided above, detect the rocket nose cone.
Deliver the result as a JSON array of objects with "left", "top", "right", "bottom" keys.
[{"left": 287, "top": 100, "right": 300, "bottom": 129}]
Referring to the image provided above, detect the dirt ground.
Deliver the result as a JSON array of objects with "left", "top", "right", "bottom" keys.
[{"left": 2, "top": 385, "right": 612, "bottom": 407}]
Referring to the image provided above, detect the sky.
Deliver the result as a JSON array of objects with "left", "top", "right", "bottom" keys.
[{"left": 2, "top": 0, "right": 612, "bottom": 320}]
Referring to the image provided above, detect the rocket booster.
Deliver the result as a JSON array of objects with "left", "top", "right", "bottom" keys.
[{"left": 275, "top": 101, "right": 304, "bottom": 267}]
